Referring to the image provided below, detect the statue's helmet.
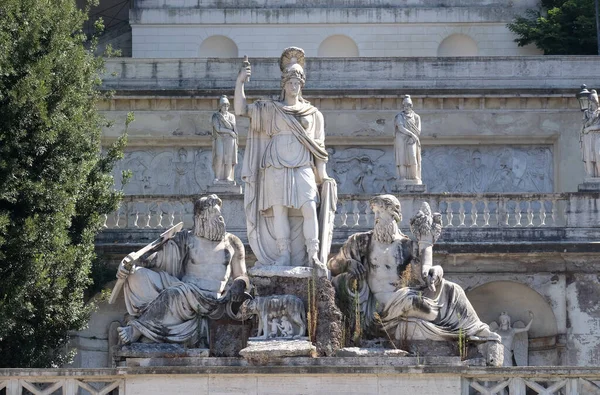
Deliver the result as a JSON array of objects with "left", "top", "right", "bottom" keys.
[
  {"left": 219, "top": 95, "right": 230, "bottom": 107},
  {"left": 402, "top": 94, "right": 413, "bottom": 107},
  {"left": 279, "top": 47, "right": 306, "bottom": 89}
]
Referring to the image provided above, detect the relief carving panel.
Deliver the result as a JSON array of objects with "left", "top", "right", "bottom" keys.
[{"left": 112, "top": 145, "right": 553, "bottom": 195}]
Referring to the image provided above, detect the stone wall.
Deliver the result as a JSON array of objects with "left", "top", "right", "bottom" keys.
[{"left": 129, "top": 1, "right": 541, "bottom": 58}]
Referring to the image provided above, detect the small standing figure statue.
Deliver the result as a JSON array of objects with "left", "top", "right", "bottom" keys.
[
  {"left": 489, "top": 311, "right": 534, "bottom": 366},
  {"left": 394, "top": 94, "right": 425, "bottom": 192},
  {"left": 581, "top": 89, "right": 600, "bottom": 179},
  {"left": 210, "top": 95, "right": 241, "bottom": 193}
]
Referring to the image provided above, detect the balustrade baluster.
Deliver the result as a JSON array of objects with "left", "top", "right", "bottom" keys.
[
  {"left": 458, "top": 200, "right": 466, "bottom": 227},
  {"left": 483, "top": 200, "right": 490, "bottom": 227},
  {"left": 340, "top": 200, "right": 348, "bottom": 227},
  {"left": 144, "top": 203, "right": 152, "bottom": 228},
  {"left": 365, "top": 203, "right": 373, "bottom": 227},
  {"left": 114, "top": 207, "right": 123, "bottom": 228},
  {"left": 134, "top": 205, "right": 141, "bottom": 228},
  {"left": 352, "top": 200, "right": 360, "bottom": 227},
  {"left": 445, "top": 201, "right": 454, "bottom": 227},
  {"left": 156, "top": 203, "right": 164, "bottom": 228},
  {"left": 551, "top": 199, "right": 557, "bottom": 226},
  {"left": 526, "top": 200, "right": 534, "bottom": 226},
  {"left": 500, "top": 199, "right": 510, "bottom": 227},
  {"left": 168, "top": 203, "right": 175, "bottom": 227},
  {"left": 514, "top": 201, "right": 522, "bottom": 227},
  {"left": 470, "top": 200, "right": 478, "bottom": 227},
  {"left": 539, "top": 200, "right": 547, "bottom": 226},
  {"left": 102, "top": 214, "right": 109, "bottom": 229}
]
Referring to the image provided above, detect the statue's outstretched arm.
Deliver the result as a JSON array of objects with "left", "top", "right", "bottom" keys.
[
  {"left": 514, "top": 311, "right": 534, "bottom": 334},
  {"left": 228, "top": 235, "right": 249, "bottom": 301},
  {"left": 234, "top": 59, "right": 251, "bottom": 117}
]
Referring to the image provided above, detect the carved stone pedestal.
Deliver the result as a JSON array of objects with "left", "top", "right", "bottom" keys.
[
  {"left": 240, "top": 339, "right": 316, "bottom": 363},
  {"left": 578, "top": 178, "right": 600, "bottom": 192},
  {"left": 247, "top": 265, "right": 343, "bottom": 356},
  {"left": 208, "top": 180, "right": 242, "bottom": 194},
  {"left": 393, "top": 180, "right": 427, "bottom": 193}
]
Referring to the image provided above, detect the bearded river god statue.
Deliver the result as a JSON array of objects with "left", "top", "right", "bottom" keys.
[
  {"left": 235, "top": 47, "right": 337, "bottom": 272},
  {"left": 327, "top": 195, "right": 501, "bottom": 351},
  {"left": 110, "top": 195, "right": 249, "bottom": 345}
]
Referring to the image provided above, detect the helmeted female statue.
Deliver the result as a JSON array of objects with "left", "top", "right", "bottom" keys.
[{"left": 234, "top": 47, "right": 336, "bottom": 271}]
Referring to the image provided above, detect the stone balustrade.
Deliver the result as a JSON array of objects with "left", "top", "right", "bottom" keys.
[
  {"left": 1, "top": 366, "right": 599, "bottom": 394},
  {"left": 96, "top": 192, "right": 600, "bottom": 251},
  {"left": 336, "top": 193, "right": 568, "bottom": 230},
  {"left": 102, "top": 193, "right": 570, "bottom": 232}
]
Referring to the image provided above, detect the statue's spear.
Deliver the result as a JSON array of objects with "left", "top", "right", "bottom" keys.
[{"left": 108, "top": 222, "right": 183, "bottom": 304}]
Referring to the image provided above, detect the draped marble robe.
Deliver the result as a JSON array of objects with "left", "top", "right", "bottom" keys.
[
  {"left": 394, "top": 110, "right": 422, "bottom": 182},
  {"left": 212, "top": 110, "right": 238, "bottom": 181},
  {"left": 122, "top": 231, "right": 246, "bottom": 343},
  {"left": 241, "top": 100, "right": 329, "bottom": 266},
  {"left": 329, "top": 231, "right": 493, "bottom": 341}
]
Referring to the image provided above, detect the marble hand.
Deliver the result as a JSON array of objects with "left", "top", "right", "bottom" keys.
[
  {"left": 228, "top": 278, "right": 247, "bottom": 302},
  {"left": 348, "top": 259, "right": 366, "bottom": 281},
  {"left": 237, "top": 64, "right": 251, "bottom": 84}
]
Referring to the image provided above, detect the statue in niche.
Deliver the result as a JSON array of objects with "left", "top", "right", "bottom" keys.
[
  {"left": 328, "top": 195, "right": 500, "bottom": 345},
  {"left": 489, "top": 311, "right": 534, "bottom": 366},
  {"left": 243, "top": 294, "right": 307, "bottom": 339},
  {"left": 394, "top": 95, "right": 422, "bottom": 184},
  {"left": 113, "top": 194, "right": 249, "bottom": 345},
  {"left": 581, "top": 89, "right": 600, "bottom": 178},
  {"left": 212, "top": 95, "right": 239, "bottom": 184},
  {"left": 235, "top": 47, "right": 336, "bottom": 271}
]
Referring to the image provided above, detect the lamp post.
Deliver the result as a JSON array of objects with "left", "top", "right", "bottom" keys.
[{"left": 577, "top": 84, "right": 591, "bottom": 112}]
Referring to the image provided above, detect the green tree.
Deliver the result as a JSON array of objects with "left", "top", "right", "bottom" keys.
[
  {"left": 0, "top": 0, "right": 128, "bottom": 367},
  {"left": 508, "top": 0, "right": 598, "bottom": 55}
]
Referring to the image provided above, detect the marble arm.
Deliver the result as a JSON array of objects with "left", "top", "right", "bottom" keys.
[
  {"left": 229, "top": 235, "right": 249, "bottom": 289},
  {"left": 514, "top": 312, "right": 534, "bottom": 333},
  {"left": 315, "top": 158, "right": 329, "bottom": 184},
  {"left": 234, "top": 64, "right": 251, "bottom": 117}
]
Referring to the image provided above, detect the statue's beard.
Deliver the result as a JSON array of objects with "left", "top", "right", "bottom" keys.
[
  {"left": 373, "top": 219, "right": 399, "bottom": 244},
  {"left": 195, "top": 215, "right": 226, "bottom": 241}
]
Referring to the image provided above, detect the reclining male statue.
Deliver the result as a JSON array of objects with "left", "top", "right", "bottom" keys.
[
  {"left": 114, "top": 194, "right": 249, "bottom": 345},
  {"left": 327, "top": 195, "right": 500, "bottom": 344}
]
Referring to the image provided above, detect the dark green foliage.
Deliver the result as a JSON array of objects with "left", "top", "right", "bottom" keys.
[
  {"left": 0, "top": 0, "right": 127, "bottom": 367},
  {"left": 508, "top": 0, "right": 598, "bottom": 54}
]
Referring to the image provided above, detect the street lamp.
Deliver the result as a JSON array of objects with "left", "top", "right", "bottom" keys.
[{"left": 577, "top": 84, "right": 591, "bottom": 112}]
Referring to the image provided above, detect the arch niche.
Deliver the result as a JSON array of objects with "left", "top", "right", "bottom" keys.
[
  {"left": 467, "top": 280, "right": 557, "bottom": 339},
  {"left": 437, "top": 34, "right": 478, "bottom": 57},
  {"left": 317, "top": 35, "right": 359, "bottom": 57},
  {"left": 198, "top": 35, "right": 238, "bottom": 58}
]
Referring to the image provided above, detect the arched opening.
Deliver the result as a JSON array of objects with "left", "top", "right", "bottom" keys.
[
  {"left": 467, "top": 280, "right": 561, "bottom": 365},
  {"left": 467, "top": 280, "right": 557, "bottom": 338},
  {"left": 198, "top": 35, "right": 238, "bottom": 58},
  {"left": 317, "top": 35, "right": 359, "bottom": 57},
  {"left": 437, "top": 34, "right": 478, "bottom": 57}
]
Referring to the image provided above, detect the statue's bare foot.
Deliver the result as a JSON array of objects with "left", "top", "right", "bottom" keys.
[{"left": 117, "top": 325, "right": 142, "bottom": 344}]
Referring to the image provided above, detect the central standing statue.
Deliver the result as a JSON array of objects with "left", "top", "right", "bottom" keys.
[{"left": 235, "top": 47, "right": 336, "bottom": 270}]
